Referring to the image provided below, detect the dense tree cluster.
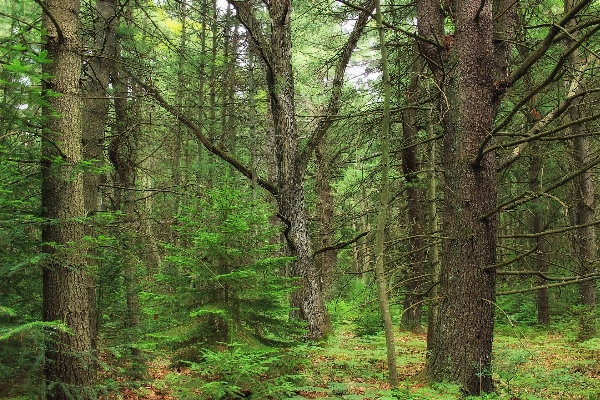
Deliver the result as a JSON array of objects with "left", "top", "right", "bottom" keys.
[{"left": 1, "top": 0, "right": 600, "bottom": 397}]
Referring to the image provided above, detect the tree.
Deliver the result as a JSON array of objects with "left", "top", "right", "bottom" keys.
[
  {"left": 81, "top": 0, "right": 117, "bottom": 364},
  {"left": 565, "top": 0, "right": 597, "bottom": 340},
  {"left": 417, "top": 0, "right": 516, "bottom": 393},
  {"left": 417, "top": 0, "right": 599, "bottom": 392},
  {"left": 400, "top": 52, "right": 427, "bottom": 333},
  {"left": 373, "top": 0, "right": 398, "bottom": 386},
  {"left": 230, "top": 0, "right": 331, "bottom": 339},
  {"left": 40, "top": 0, "right": 95, "bottom": 397}
]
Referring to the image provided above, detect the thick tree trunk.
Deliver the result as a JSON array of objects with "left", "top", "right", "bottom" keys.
[
  {"left": 418, "top": 0, "right": 514, "bottom": 393},
  {"left": 41, "top": 0, "right": 95, "bottom": 397}
]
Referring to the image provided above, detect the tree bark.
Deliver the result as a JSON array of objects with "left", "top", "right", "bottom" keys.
[
  {"left": 564, "top": 0, "right": 597, "bottom": 341},
  {"left": 315, "top": 140, "right": 337, "bottom": 299},
  {"left": 231, "top": 0, "right": 331, "bottom": 340},
  {"left": 418, "top": 0, "right": 515, "bottom": 393},
  {"left": 400, "top": 53, "right": 426, "bottom": 333},
  {"left": 528, "top": 140, "right": 550, "bottom": 326},
  {"left": 374, "top": 0, "right": 398, "bottom": 386},
  {"left": 82, "top": 0, "right": 118, "bottom": 367},
  {"left": 41, "top": 0, "right": 95, "bottom": 397}
]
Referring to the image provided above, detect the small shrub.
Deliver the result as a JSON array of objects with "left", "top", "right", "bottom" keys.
[{"left": 166, "top": 343, "right": 304, "bottom": 399}]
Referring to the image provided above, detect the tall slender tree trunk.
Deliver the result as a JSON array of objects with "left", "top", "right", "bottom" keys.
[
  {"left": 516, "top": 14, "right": 551, "bottom": 326},
  {"left": 374, "top": 0, "right": 398, "bottom": 385},
  {"left": 109, "top": 5, "right": 142, "bottom": 356},
  {"left": 425, "top": 118, "right": 440, "bottom": 341},
  {"left": 173, "top": 0, "right": 187, "bottom": 220},
  {"left": 564, "top": 0, "right": 596, "bottom": 340},
  {"left": 196, "top": 0, "right": 207, "bottom": 185},
  {"left": 41, "top": 0, "right": 95, "bottom": 397},
  {"left": 400, "top": 54, "right": 426, "bottom": 333},
  {"left": 82, "top": 0, "right": 118, "bottom": 365},
  {"left": 315, "top": 140, "right": 337, "bottom": 298},
  {"left": 528, "top": 139, "right": 550, "bottom": 325}
]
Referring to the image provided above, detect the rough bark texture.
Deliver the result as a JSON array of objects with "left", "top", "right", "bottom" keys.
[
  {"left": 400, "top": 56, "right": 426, "bottom": 333},
  {"left": 565, "top": 0, "right": 597, "bottom": 341},
  {"left": 82, "top": 0, "right": 117, "bottom": 367},
  {"left": 41, "top": 0, "right": 95, "bottom": 397},
  {"left": 417, "top": 0, "right": 515, "bottom": 393},
  {"left": 232, "top": 0, "right": 331, "bottom": 340}
]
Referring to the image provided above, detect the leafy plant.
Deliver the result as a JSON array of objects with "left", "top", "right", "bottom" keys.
[
  {"left": 164, "top": 343, "right": 303, "bottom": 399},
  {"left": 144, "top": 186, "right": 302, "bottom": 364}
]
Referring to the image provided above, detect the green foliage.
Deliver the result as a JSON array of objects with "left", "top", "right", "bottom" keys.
[
  {"left": 144, "top": 186, "right": 301, "bottom": 364},
  {"left": 0, "top": 12, "right": 46, "bottom": 392},
  {"left": 329, "top": 278, "right": 383, "bottom": 337},
  {"left": 164, "top": 343, "right": 303, "bottom": 399}
]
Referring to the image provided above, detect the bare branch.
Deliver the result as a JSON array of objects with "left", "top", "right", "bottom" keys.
[
  {"left": 507, "top": 0, "right": 593, "bottom": 87},
  {"left": 298, "top": 0, "right": 375, "bottom": 171},
  {"left": 34, "top": 0, "right": 64, "bottom": 42},
  {"left": 335, "top": 0, "right": 442, "bottom": 48},
  {"left": 313, "top": 231, "right": 370, "bottom": 257},
  {"left": 483, "top": 152, "right": 600, "bottom": 219},
  {"left": 229, "top": 0, "right": 273, "bottom": 70},
  {"left": 128, "top": 73, "right": 278, "bottom": 196},
  {"left": 483, "top": 246, "right": 538, "bottom": 270},
  {"left": 497, "top": 274, "right": 600, "bottom": 296},
  {"left": 497, "top": 270, "right": 580, "bottom": 281},
  {"left": 494, "top": 87, "right": 600, "bottom": 171},
  {"left": 499, "top": 220, "right": 600, "bottom": 239}
]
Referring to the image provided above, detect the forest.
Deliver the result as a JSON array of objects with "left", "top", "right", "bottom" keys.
[{"left": 1, "top": 0, "right": 600, "bottom": 398}]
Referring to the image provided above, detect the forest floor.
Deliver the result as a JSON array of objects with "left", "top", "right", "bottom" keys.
[{"left": 116, "top": 321, "right": 600, "bottom": 400}]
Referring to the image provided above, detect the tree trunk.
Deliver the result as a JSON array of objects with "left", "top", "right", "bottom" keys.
[
  {"left": 82, "top": 0, "right": 118, "bottom": 367},
  {"left": 425, "top": 117, "right": 441, "bottom": 342},
  {"left": 528, "top": 140, "right": 550, "bottom": 326},
  {"left": 41, "top": 0, "right": 95, "bottom": 397},
  {"left": 374, "top": 0, "right": 398, "bottom": 386},
  {"left": 564, "top": 0, "right": 596, "bottom": 341},
  {"left": 400, "top": 54, "right": 426, "bottom": 333},
  {"left": 418, "top": 0, "right": 515, "bottom": 393},
  {"left": 232, "top": 0, "right": 331, "bottom": 340},
  {"left": 517, "top": 15, "right": 550, "bottom": 326},
  {"left": 315, "top": 140, "right": 337, "bottom": 299},
  {"left": 173, "top": 0, "right": 187, "bottom": 221}
]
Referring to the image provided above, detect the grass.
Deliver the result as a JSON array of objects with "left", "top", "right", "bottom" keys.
[
  {"left": 109, "top": 322, "right": 600, "bottom": 399},
  {"left": 13, "top": 320, "right": 597, "bottom": 399},
  {"left": 288, "top": 322, "right": 600, "bottom": 399}
]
